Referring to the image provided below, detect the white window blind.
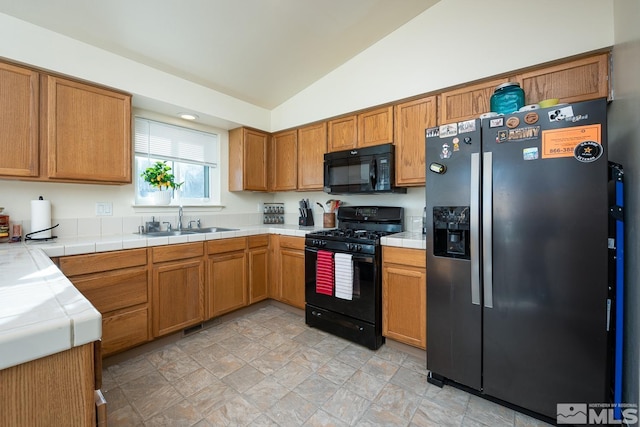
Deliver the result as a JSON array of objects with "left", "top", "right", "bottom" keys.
[{"left": 134, "top": 118, "right": 218, "bottom": 167}]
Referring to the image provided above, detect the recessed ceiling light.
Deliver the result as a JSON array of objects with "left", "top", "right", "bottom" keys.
[{"left": 178, "top": 113, "right": 199, "bottom": 120}]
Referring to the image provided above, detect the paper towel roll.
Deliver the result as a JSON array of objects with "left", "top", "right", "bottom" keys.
[{"left": 31, "top": 199, "right": 51, "bottom": 239}]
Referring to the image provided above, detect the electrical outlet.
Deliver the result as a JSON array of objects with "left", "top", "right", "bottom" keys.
[{"left": 95, "top": 202, "right": 113, "bottom": 216}]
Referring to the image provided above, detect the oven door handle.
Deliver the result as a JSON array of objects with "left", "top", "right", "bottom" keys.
[{"left": 305, "top": 247, "right": 374, "bottom": 263}]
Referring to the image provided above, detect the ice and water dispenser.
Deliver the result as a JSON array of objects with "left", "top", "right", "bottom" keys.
[{"left": 432, "top": 206, "right": 470, "bottom": 259}]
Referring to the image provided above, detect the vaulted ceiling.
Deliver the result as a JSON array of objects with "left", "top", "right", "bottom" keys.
[{"left": 0, "top": 0, "right": 439, "bottom": 109}]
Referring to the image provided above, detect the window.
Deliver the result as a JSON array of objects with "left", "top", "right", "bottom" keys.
[{"left": 134, "top": 117, "right": 220, "bottom": 205}]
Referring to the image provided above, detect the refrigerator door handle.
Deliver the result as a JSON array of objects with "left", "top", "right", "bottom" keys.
[
  {"left": 470, "top": 153, "right": 481, "bottom": 305},
  {"left": 483, "top": 151, "right": 494, "bottom": 309}
]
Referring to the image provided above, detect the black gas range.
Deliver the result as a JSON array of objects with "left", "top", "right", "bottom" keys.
[{"left": 304, "top": 206, "right": 403, "bottom": 349}]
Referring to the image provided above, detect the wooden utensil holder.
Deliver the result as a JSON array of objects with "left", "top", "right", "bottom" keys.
[{"left": 323, "top": 212, "right": 336, "bottom": 228}]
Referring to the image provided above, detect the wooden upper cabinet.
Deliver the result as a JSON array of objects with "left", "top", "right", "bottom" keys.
[
  {"left": 41, "top": 75, "right": 131, "bottom": 183},
  {"left": 358, "top": 106, "right": 393, "bottom": 148},
  {"left": 327, "top": 115, "right": 357, "bottom": 152},
  {"left": 394, "top": 96, "right": 437, "bottom": 187},
  {"left": 270, "top": 129, "right": 297, "bottom": 191},
  {"left": 297, "top": 122, "right": 326, "bottom": 191},
  {"left": 229, "top": 127, "right": 269, "bottom": 191},
  {"left": 438, "top": 77, "right": 509, "bottom": 124},
  {"left": 0, "top": 62, "right": 39, "bottom": 178},
  {"left": 515, "top": 53, "right": 610, "bottom": 105}
]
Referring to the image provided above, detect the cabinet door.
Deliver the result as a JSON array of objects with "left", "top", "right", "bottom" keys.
[
  {"left": 358, "top": 106, "right": 393, "bottom": 148},
  {"left": 394, "top": 96, "right": 437, "bottom": 186},
  {"left": 271, "top": 129, "right": 298, "bottom": 191},
  {"left": 207, "top": 251, "right": 247, "bottom": 318},
  {"left": 102, "top": 306, "right": 149, "bottom": 357},
  {"left": 244, "top": 128, "right": 269, "bottom": 191},
  {"left": 382, "top": 265, "right": 426, "bottom": 349},
  {"left": 0, "top": 62, "right": 39, "bottom": 177},
  {"left": 248, "top": 235, "right": 269, "bottom": 304},
  {"left": 297, "top": 122, "right": 327, "bottom": 190},
  {"left": 438, "top": 78, "right": 509, "bottom": 124},
  {"left": 327, "top": 115, "right": 357, "bottom": 152},
  {"left": 42, "top": 75, "right": 131, "bottom": 183},
  {"left": 153, "top": 259, "right": 204, "bottom": 337},
  {"left": 515, "top": 53, "right": 609, "bottom": 105},
  {"left": 280, "top": 248, "right": 305, "bottom": 309}
]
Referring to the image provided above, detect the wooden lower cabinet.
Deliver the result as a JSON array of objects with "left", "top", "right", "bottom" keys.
[
  {"left": 206, "top": 237, "right": 248, "bottom": 318},
  {"left": 0, "top": 343, "right": 96, "bottom": 427},
  {"left": 248, "top": 235, "right": 269, "bottom": 304},
  {"left": 277, "top": 236, "right": 306, "bottom": 309},
  {"left": 152, "top": 243, "right": 205, "bottom": 337},
  {"left": 58, "top": 249, "right": 150, "bottom": 357},
  {"left": 382, "top": 246, "right": 426, "bottom": 349}
]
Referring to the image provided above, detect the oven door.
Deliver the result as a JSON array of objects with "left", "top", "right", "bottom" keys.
[{"left": 304, "top": 246, "right": 378, "bottom": 323}]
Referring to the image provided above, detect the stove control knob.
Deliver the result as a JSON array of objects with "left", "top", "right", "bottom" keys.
[
  {"left": 321, "top": 240, "right": 326, "bottom": 247},
  {"left": 355, "top": 244, "right": 362, "bottom": 252}
]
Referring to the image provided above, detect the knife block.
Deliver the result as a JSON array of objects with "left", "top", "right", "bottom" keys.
[{"left": 298, "top": 209, "right": 314, "bottom": 226}]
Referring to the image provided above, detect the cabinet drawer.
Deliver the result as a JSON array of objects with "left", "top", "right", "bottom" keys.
[
  {"left": 207, "top": 237, "right": 246, "bottom": 254},
  {"left": 248, "top": 234, "right": 269, "bottom": 248},
  {"left": 383, "top": 246, "right": 426, "bottom": 268},
  {"left": 152, "top": 242, "right": 203, "bottom": 263},
  {"left": 59, "top": 248, "right": 147, "bottom": 276},
  {"left": 279, "top": 236, "right": 304, "bottom": 251},
  {"left": 72, "top": 268, "right": 148, "bottom": 313},
  {"left": 102, "top": 306, "right": 149, "bottom": 356}
]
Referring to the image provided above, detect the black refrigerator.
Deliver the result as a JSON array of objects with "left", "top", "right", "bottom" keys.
[{"left": 425, "top": 98, "right": 624, "bottom": 421}]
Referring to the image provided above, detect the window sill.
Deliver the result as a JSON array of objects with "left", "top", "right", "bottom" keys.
[{"left": 132, "top": 204, "right": 225, "bottom": 213}]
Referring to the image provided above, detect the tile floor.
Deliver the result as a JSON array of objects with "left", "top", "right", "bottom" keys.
[{"left": 102, "top": 303, "right": 553, "bottom": 426}]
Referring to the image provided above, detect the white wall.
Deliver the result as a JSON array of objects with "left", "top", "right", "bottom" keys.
[
  {"left": 272, "top": 0, "right": 615, "bottom": 131},
  {"left": 609, "top": 0, "right": 640, "bottom": 410}
]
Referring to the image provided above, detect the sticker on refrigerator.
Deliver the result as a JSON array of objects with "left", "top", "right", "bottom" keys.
[
  {"left": 547, "top": 105, "right": 574, "bottom": 122},
  {"left": 541, "top": 124, "right": 601, "bottom": 159},
  {"left": 458, "top": 120, "right": 476, "bottom": 134},
  {"left": 426, "top": 127, "right": 440, "bottom": 138},
  {"left": 524, "top": 112, "right": 539, "bottom": 125},
  {"left": 523, "top": 147, "right": 539, "bottom": 161},
  {"left": 439, "top": 123, "right": 457, "bottom": 138},
  {"left": 452, "top": 138, "right": 460, "bottom": 151},
  {"left": 489, "top": 117, "right": 504, "bottom": 128},
  {"left": 440, "top": 143, "right": 452, "bottom": 159},
  {"left": 506, "top": 117, "right": 520, "bottom": 128},
  {"left": 497, "top": 126, "right": 541, "bottom": 144},
  {"left": 574, "top": 140, "right": 603, "bottom": 163}
]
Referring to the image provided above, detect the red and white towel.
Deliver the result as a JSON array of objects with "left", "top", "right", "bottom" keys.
[
  {"left": 334, "top": 253, "right": 353, "bottom": 300},
  {"left": 316, "top": 250, "right": 334, "bottom": 295}
]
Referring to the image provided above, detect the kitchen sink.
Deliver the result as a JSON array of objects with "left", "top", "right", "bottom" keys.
[
  {"left": 189, "top": 227, "right": 238, "bottom": 233},
  {"left": 141, "top": 227, "right": 237, "bottom": 237},
  {"left": 144, "top": 230, "right": 197, "bottom": 237}
]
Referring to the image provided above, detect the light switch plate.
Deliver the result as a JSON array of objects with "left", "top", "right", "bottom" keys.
[{"left": 95, "top": 202, "right": 113, "bottom": 216}]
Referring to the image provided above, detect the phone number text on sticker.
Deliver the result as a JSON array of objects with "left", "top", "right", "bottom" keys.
[{"left": 541, "top": 124, "right": 601, "bottom": 159}]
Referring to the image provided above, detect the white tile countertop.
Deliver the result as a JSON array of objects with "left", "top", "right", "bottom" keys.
[
  {"left": 381, "top": 231, "right": 426, "bottom": 250},
  {"left": 0, "top": 244, "right": 102, "bottom": 371},
  {"left": 22, "top": 225, "right": 426, "bottom": 257},
  {"left": 0, "top": 224, "right": 423, "bottom": 371}
]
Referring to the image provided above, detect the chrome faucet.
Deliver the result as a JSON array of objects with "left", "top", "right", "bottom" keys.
[{"left": 177, "top": 206, "right": 183, "bottom": 231}]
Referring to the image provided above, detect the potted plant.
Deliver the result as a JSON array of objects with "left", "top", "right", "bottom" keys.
[{"left": 141, "top": 161, "right": 182, "bottom": 205}]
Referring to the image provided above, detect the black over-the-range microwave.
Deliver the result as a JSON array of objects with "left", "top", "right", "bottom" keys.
[{"left": 323, "top": 143, "right": 406, "bottom": 194}]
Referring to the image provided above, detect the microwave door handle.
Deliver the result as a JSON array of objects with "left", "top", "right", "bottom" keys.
[{"left": 369, "top": 159, "right": 377, "bottom": 190}]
